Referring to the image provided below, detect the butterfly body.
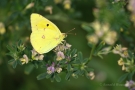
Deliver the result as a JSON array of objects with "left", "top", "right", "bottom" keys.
[{"left": 30, "top": 13, "right": 65, "bottom": 54}]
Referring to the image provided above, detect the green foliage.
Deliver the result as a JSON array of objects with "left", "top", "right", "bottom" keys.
[{"left": 1, "top": 0, "right": 135, "bottom": 90}]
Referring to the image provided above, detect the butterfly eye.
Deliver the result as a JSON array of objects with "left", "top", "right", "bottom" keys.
[{"left": 47, "top": 24, "right": 49, "bottom": 27}]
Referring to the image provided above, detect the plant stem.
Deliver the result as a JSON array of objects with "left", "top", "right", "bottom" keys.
[{"left": 86, "top": 45, "right": 96, "bottom": 64}]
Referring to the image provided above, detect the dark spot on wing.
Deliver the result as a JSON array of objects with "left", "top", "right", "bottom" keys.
[
  {"left": 42, "top": 35, "right": 45, "bottom": 39},
  {"left": 47, "top": 24, "right": 49, "bottom": 27}
]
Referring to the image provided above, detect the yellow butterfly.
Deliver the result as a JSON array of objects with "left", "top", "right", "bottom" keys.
[{"left": 30, "top": 13, "right": 66, "bottom": 54}]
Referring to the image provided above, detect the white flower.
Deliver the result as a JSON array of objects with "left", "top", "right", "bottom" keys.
[
  {"left": 31, "top": 49, "right": 38, "bottom": 57},
  {"left": 45, "top": 6, "right": 53, "bottom": 14},
  {"left": 20, "top": 54, "right": 29, "bottom": 64},
  {"left": 87, "top": 34, "right": 98, "bottom": 44},
  {"left": 56, "top": 67, "right": 62, "bottom": 73},
  {"left": 38, "top": 55, "right": 44, "bottom": 60},
  {"left": 88, "top": 71, "right": 95, "bottom": 80}
]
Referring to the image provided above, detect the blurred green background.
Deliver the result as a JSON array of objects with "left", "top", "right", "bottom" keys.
[{"left": 0, "top": 0, "right": 128, "bottom": 90}]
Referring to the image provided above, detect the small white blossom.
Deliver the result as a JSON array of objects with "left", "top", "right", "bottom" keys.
[
  {"left": 20, "top": 54, "right": 29, "bottom": 64},
  {"left": 38, "top": 55, "right": 44, "bottom": 60},
  {"left": 56, "top": 67, "right": 62, "bottom": 73}
]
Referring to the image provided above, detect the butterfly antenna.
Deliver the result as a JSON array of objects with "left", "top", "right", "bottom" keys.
[
  {"left": 67, "top": 33, "right": 76, "bottom": 35},
  {"left": 66, "top": 28, "right": 75, "bottom": 34}
]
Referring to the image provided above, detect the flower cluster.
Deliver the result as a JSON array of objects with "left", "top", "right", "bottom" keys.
[
  {"left": 19, "top": 49, "right": 44, "bottom": 65},
  {"left": 125, "top": 80, "right": 135, "bottom": 90},
  {"left": 54, "top": 42, "right": 72, "bottom": 61},
  {"left": 54, "top": 0, "right": 71, "bottom": 10},
  {"left": 86, "top": 21, "right": 117, "bottom": 45},
  {"left": 47, "top": 62, "right": 62, "bottom": 74},
  {"left": 88, "top": 71, "right": 95, "bottom": 80},
  {"left": 113, "top": 45, "right": 135, "bottom": 72},
  {"left": 128, "top": 0, "right": 135, "bottom": 26},
  {"left": 31, "top": 49, "right": 44, "bottom": 61},
  {"left": 113, "top": 45, "right": 128, "bottom": 58}
]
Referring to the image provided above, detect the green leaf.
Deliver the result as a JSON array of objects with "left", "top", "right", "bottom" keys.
[
  {"left": 88, "top": 43, "right": 93, "bottom": 48},
  {"left": 55, "top": 74, "right": 61, "bottom": 82},
  {"left": 118, "top": 73, "right": 129, "bottom": 82},
  {"left": 128, "top": 71, "right": 135, "bottom": 80},
  {"left": 6, "top": 52, "right": 14, "bottom": 58},
  {"left": 7, "top": 45, "right": 14, "bottom": 51},
  {"left": 71, "top": 49, "right": 77, "bottom": 56},
  {"left": 46, "top": 74, "right": 52, "bottom": 79},
  {"left": 67, "top": 64, "right": 72, "bottom": 71},
  {"left": 81, "top": 24, "right": 94, "bottom": 32},
  {"left": 8, "top": 59, "right": 15, "bottom": 64},
  {"left": 65, "top": 72, "right": 72, "bottom": 80},
  {"left": 12, "top": 61, "right": 17, "bottom": 68},
  {"left": 79, "top": 70, "right": 85, "bottom": 75},
  {"left": 33, "top": 62, "right": 38, "bottom": 68},
  {"left": 97, "top": 54, "right": 103, "bottom": 59},
  {"left": 128, "top": 51, "right": 134, "bottom": 59},
  {"left": 17, "top": 60, "right": 22, "bottom": 65},
  {"left": 82, "top": 58, "right": 89, "bottom": 64},
  {"left": 24, "top": 64, "right": 34, "bottom": 75},
  {"left": 94, "top": 41, "right": 105, "bottom": 55},
  {"left": 17, "top": 40, "right": 22, "bottom": 46},
  {"left": 78, "top": 52, "right": 83, "bottom": 63},
  {"left": 37, "top": 73, "right": 46, "bottom": 80}
]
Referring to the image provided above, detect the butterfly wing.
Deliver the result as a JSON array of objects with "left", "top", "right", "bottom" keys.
[
  {"left": 30, "top": 29, "right": 61, "bottom": 54},
  {"left": 30, "top": 13, "right": 64, "bottom": 54},
  {"left": 31, "top": 13, "right": 61, "bottom": 34}
]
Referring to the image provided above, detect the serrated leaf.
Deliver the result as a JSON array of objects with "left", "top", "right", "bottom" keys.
[
  {"left": 12, "top": 61, "right": 17, "bottom": 68},
  {"left": 118, "top": 73, "right": 129, "bottom": 82},
  {"left": 8, "top": 59, "right": 15, "bottom": 64},
  {"left": 65, "top": 72, "right": 72, "bottom": 80},
  {"left": 37, "top": 73, "right": 46, "bottom": 80},
  {"left": 55, "top": 74, "right": 61, "bottom": 82}
]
